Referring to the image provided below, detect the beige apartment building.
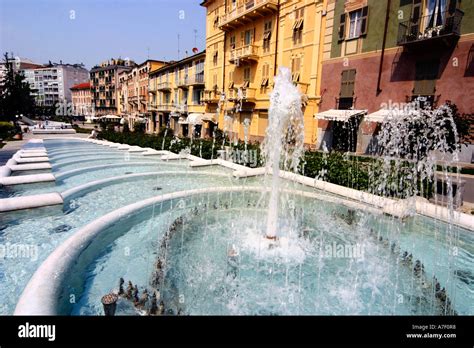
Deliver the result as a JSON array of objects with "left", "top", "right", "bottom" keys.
[
  {"left": 148, "top": 51, "right": 209, "bottom": 137},
  {"left": 90, "top": 58, "right": 135, "bottom": 116},
  {"left": 200, "top": 0, "right": 327, "bottom": 145},
  {"left": 118, "top": 60, "right": 166, "bottom": 130},
  {"left": 70, "top": 81, "right": 92, "bottom": 119}
]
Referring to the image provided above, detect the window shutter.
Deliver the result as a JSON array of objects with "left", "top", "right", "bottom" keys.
[
  {"left": 340, "top": 69, "right": 356, "bottom": 98},
  {"left": 360, "top": 6, "right": 369, "bottom": 35},
  {"left": 411, "top": 0, "right": 422, "bottom": 23},
  {"left": 338, "top": 13, "right": 346, "bottom": 41},
  {"left": 448, "top": 0, "right": 457, "bottom": 15}
]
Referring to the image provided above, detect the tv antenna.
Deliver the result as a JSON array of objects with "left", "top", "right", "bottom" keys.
[{"left": 177, "top": 34, "right": 180, "bottom": 60}]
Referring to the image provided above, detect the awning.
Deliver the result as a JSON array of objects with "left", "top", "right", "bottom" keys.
[
  {"left": 202, "top": 113, "right": 218, "bottom": 123},
  {"left": 187, "top": 113, "right": 204, "bottom": 125},
  {"left": 178, "top": 116, "right": 188, "bottom": 124},
  {"left": 315, "top": 109, "right": 367, "bottom": 122},
  {"left": 101, "top": 115, "right": 121, "bottom": 119},
  {"left": 170, "top": 112, "right": 181, "bottom": 117},
  {"left": 364, "top": 108, "right": 410, "bottom": 123}
]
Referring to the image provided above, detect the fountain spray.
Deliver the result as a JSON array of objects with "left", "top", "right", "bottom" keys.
[{"left": 262, "top": 67, "right": 305, "bottom": 239}]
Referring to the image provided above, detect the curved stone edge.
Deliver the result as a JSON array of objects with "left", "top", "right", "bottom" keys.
[
  {"left": 14, "top": 185, "right": 383, "bottom": 315},
  {"left": 55, "top": 161, "right": 187, "bottom": 180},
  {"left": 0, "top": 173, "right": 55, "bottom": 186},
  {"left": 0, "top": 192, "right": 63, "bottom": 213},
  {"left": 61, "top": 171, "right": 230, "bottom": 200}
]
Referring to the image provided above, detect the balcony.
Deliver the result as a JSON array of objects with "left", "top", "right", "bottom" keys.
[
  {"left": 148, "top": 102, "right": 157, "bottom": 110},
  {"left": 156, "top": 103, "right": 173, "bottom": 111},
  {"left": 227, "top": 87, "right": 256, "bottom": 102},
  {"left": 229, "top": 44, "right": 259, "bottom": 64},
  {"left": 397, "top": 9, "right": 463, "bottom": 50},
  {"left": 177, "top": 77, "right": 190, "bottom": 88},
  {"left": 202, "top": 90, "right": 220, "bottom": 103},
  {"left": 219, "top": 0, "right": 278, "bottom": 31},
  {"left": 157, "top": 82, "right": 172, "bottom": 91},
  {"left": 173, "top": 104, "right": 188, "bottom": 113},
  {"left": 188, "top": 74, "right": 205, "bottom": 86}
]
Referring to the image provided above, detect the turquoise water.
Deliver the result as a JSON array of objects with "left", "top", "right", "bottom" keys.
[{"left": 0, "top": 139, "right": 472, "bottom": 315}]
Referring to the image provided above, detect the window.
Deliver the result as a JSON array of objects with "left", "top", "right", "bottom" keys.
[
  {"left": 230, "top": 36, "right": 236, "bottom": 50},
  {"left": 263, "top": 21, "right": 272, "bottom": 53},
  {"left": 213, "top": 74, "right": 218, "bottom": 89},
  {"left": 291, "top": 57, "right": 301, "bottom": 82},
  {"left": 213, "top": 14, "right": 219, "bottom": 29},
  {"left": 261, "top": 64, "right": 270, "bottom": 87},
  {"left": 213, "top": 52, "right": 218, "bottom": 66},
  {"left": 413, "top": 60, "right": 439, "bottom": 96},
  {"left": 340, "top": 69, "right": 356, "bottom": 98},
  {"left": 243, "top": 67, "right": 251, "bottom": 88},
  {"left": 292, "top": 7, "right": 304, "bottom": 45},
  {"left": 193, "top": 88, "right": 203, "bottom": 104},
  {"left": 228, "top": 71, "right": 234, "bottom": 89},
  {"left": 347, "top": 7, "right": 368, "bottom": 39},
  {"left": 348, "top": 10, "right": 362, "bottom": 39},
  {"left": 242, "top": 29, "right": 254, "bottom": 46}
]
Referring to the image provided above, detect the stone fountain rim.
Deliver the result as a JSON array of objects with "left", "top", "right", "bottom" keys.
[{"left": 14, "top": 185, "right": 385, "bottom": 316}]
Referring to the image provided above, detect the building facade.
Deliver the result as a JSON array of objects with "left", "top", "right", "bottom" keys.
[
  {"left": 70, "top": 82, "right": 92, "bottom": 119},
  {"left": 118, "top": 60, "right": 167, "bottom": 130},
  {"left": 200, "top": 0, "right": 327, "bottom": 146},
  {"left": 0, "top": 57, "right": 43, "bottom": 86},
  {"left": 29, "top": 63, "right": 88, "bottom": 107},
  {"left": 317, "top": 0, "right": 474, "bottom": 159},
  {"left": 148, "top": 51, "right": 208, "bottom": 137},
  {"left": 90, "top": 58, "right": 135, "bottom": 116}
]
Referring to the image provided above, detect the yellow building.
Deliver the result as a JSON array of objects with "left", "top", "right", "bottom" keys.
[
  {"left": 200, "top": 0, "right": 327, "bottom": 146},
  {"left": 148, "top": 51, "right": 211, "bottom": 137}
]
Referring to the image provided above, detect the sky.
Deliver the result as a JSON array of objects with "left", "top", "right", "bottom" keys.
[{"left": 0, "top": 0, "right": 206, "bottom": 69}]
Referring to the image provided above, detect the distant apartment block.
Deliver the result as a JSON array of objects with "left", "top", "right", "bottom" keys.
[
  {"left": 0, "top": 57, "right": 43, "bottom": 86},
  {"left": 70, "top": 81, "right": 92, "bottom": 118},
  {"left": 31, "top": 62, "right": 89, "bottom": 107},
  {"left": 90, "top": 58, "right": 136, "bottom": 116}
]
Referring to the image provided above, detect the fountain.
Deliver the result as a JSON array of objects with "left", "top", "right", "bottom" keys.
[{"left": 262, "top": 67, "right": 305, "bottom": 239}]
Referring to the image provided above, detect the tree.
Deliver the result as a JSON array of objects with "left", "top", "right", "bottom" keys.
[{"left": 0, "top": 52, "right": 37, "bottom": 121}]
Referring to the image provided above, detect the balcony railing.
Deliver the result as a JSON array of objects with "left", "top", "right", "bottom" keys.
[
  {"left": 229, "top": 44, "right": 259, "bottom": 64},
  {"left": 397, "top": 9, "right": 463, "bottom": 47},
  {"left": 157, "top": 82, "right": 172, "bottom": 90},
  {"left": 156, "top": 103, "right": 173, "bottom": 111},
  {"left": 202, "top": 90, "right": 220, "bottom": 103},
  {"left": 227, "top": 87, "right": 256, "bottom": 101},
  {"left": 173, "top": 104, "right": 188, "bottom": 113},
  {"left": 219, "top": 0, "right": 278, "bottom": 30},
  {"left": 187, "top": 74, "right": 205, "bottom": 85}
]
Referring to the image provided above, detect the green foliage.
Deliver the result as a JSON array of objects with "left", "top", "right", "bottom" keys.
[
  {"left": 0, "top": 121, "right": 15, "bottom": 140},
  {"left": 122, "top": 122, "right": 130, "bottom": 133},
  {"left": 301, "top": 151, "right": 370, "bottom": 191},
  {"left": 0, "top": 53, "right": 37, "bottom": 121},
  {"left": 133, "top": 122, "right": 146, "bottom": 134},
  {"left": 101, "top": 129, "right": 450, "bottom": 198},
  {"left": 158, "top": 126, "right": 173, "bottom": 137}
]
